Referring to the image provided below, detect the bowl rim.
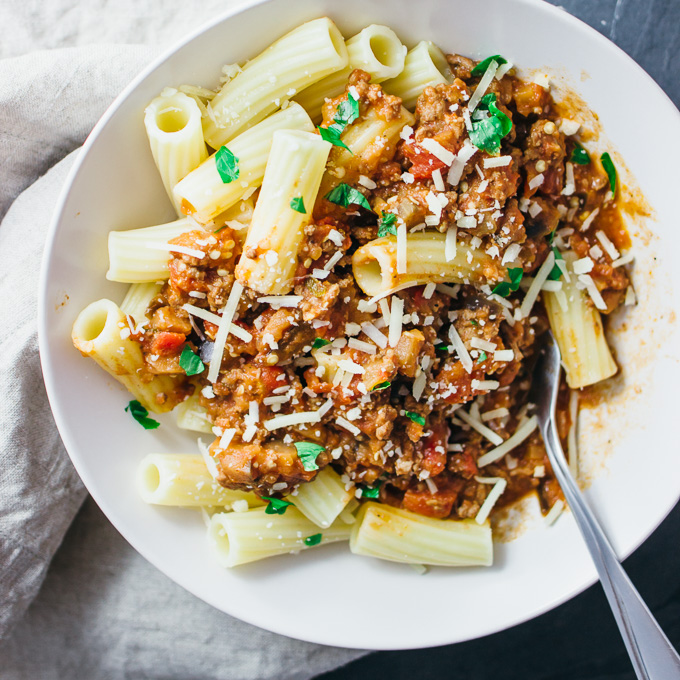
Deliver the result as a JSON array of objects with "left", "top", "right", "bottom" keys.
[{"left": 38, "top": 0, "right": 680, "bottom": 650}]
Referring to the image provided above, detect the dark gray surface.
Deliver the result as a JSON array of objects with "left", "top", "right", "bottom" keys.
[{"left": 319, "top": 2, "right": 680, "bottom": 678}]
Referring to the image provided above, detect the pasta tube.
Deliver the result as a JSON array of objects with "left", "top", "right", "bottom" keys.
[
  {"left": 352, "top": 232, "right": 501, "bottom": 298},
  {"left": 107, "top": 219, "right": 194, "bottom": 283},
  {"left": 350, "top": 502, "right": 493, "bottom": 567},
  {"left": 203, "top": 18, "right": 348, "bottom": 148},
  {"left": 294, "top": 25, "right": 407, "bottom": 122},
  {"left": 293, "top": 466, "right": 353, "bottom": 528},
  {"left": 383, "top": 41, "right": 453, "bottom": 110},
  {"left": 174, "top": 103, "right": 314, "bottom": 224},
  {"left": 144, "top": 91, "right": 208, "bottom": 214},
  {"left": 72, "top": 299, "right": 182, "bottom": 413},
  {"left": 137, "top": 453, "right": 263, "bottom": 507},
  {"left": 543, "top": 252, "right": 617, "bottom": 388},
  {"left": 175, "top": 393, "right": 214, "bottom": 433},
  {"left": 235, "top": 130, "right": 332, "bottom": 294},
  {"left": 208, "top": 506, "right": 351, "bottom": 567},
  {"left": 120, "top": 282, "right": 162, "bottom": 327}
]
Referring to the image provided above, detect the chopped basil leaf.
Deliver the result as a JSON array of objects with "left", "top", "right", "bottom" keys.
[
  {"left": 470, "top": 319, "right": 479, "bottom": 326},
  {"left": 372, "top": 381, "right": 391, "bottom": 391},
  {"left": 312, "top": 337, "right": 331, "bottom": 349},
  {"left": 335, "top": 90, "right": 360, "bottom": 127},
  {"left": 571, "top": 144, "right": 590, "bottom": 165},
  {"left": 316, "top": 91, "right": 360, "bottom": 153},
  {"left": 361, "top": 482, "right": 381, "bottom": 499},
  {"left": 469, "top": 93, "right": 512, "bottom": 155},
  {"left": 547, "top": 229, "right": 556, "bottom": 245},
  {"left": 477, "top": 351, "right": 488, "bottom": 363},
  {"left": 294, "top": 441, "right": 325, "bottom": 471},
  {"left": 600, "top": 152, "right": 617, "bottom": 194},
  {"left": 492, "top": 267, "right": 523, "bottom": 297},
  {"left": 325, "top": 183, "right": 372, "bottom": 212},
  {"left": 377, "top": 212, "right": 397, "bottom": 237},
  {"left": 125, "top": 400, "right": 160, "bottom": 430},
  {"left": 435, "top": 343, "right": 452, "bottom": 352},
  {"left": 471, "top": 54, "right": 508, "bottom": 77},
  {"left": 547, "top": 248, "right": 564, "bottom": 281},
  {"left": 318, "top": 124, "right": 352, "bottom": 152},
  {"left": 262, "top": 497, "right": 293, "bottom": 515},
  {"left": 304, "top": 533, "right": 323, "bottom": 546},
  {"left": 179, "top": 345, "right": 205, "bottom": 376},
  {"left": 405, "top": 411, "right": 426, "bottom": 427},
  {"left": 215, "top": 146, "right": 240, "bottom": 183},
  {"left": 290, "top": 196, "right": 306, "bottom": 214}
]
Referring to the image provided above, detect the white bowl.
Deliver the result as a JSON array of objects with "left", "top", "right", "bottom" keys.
[{"left": 39, "top": 0, "right": 680, "bottom": 650}]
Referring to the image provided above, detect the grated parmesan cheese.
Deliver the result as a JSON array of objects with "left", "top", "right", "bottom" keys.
[
  {"left": 447, "top": 323, "right": 473, "bottom": 373},
  {"left": 388, "top": 297, "right": 404, "bottom": 348},
  {"left": 468, "top": 59, "right": 500, "bottom": 112},
  {"left": 477, "top": 416, "right": 538, "bottom": 467},
  {"left": 474, "top": 476, "right": 507, "bottom": 524},
  {"left": 420, "top": 138, "right": 455, "bottom": 165},
  {"left": 519, "top": 250, "right": 555, "bottom": 319},
  {"left": 483, "top": 155, "right": 512, "bottom": 168}
]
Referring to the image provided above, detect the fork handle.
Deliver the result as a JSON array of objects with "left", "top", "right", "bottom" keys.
[{"left": 542, "top": 418, "right": 680, "bottom": 680}]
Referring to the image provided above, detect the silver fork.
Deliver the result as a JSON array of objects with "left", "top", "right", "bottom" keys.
[{"left": 533, "top": 332, "right": 680, "bottom": 680}]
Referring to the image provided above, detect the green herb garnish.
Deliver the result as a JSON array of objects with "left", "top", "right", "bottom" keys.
[
  {"left": 215, "top": 146, "right": 240, "bottom": 183},
  {"left": 317, "top": 90, "right": 359, "bottom": 152},
  {"left": 125, "top": 400, "right": 160, "bottom": 430},
  {"left": 377, "top": 212, "right": 397, "bottom": 237},
  {"left": 263, "top": 497, "right": 294, "bottom": 515},
  {"left": 571, "top": 144, "right": 590, "bottom": 165},
  {"left": 405, "top": 411, "right": 426, "bottom": 426},
  {"left": 312, "top": 337, "right": 331, "bottom": 350},
  {"left": 325, "top": 183, "right": 372, "bottom": 212},
  {"left": 371, "top": 381, "right": 391, "bottom": 391},
  {"left": 477, "top": 351, "right": 488, "bottom": 363},
  {"left": 435, "top": 343, "right": 452, "bottom": 352},
  {"left": 547, "top": 248, "right": 564, "bottom": 281},
  {"left": 547, "top": 229, "right": 556, "bottom": 245},
  {"left": 361, "top": 482, "right": 382, "bottom": 499},
  {"left": 290, "top": 197, "right": 306, "bottom": 214},
  {"left": 491, "top": 267, "right": 524, "bottom": 297},
  {"left": 335, "top": 91, "right": 360, "bottom": 127},
  {"left": 600, "top": 152, "right": 617, "bottom": 194},
  {"left": 469, "top": 93, "right": 512, "bottom": 155},
  {"left": 318, "top": 125, "right": 352, "bottom": 152},
  {"left": 294, "top": 441, "right": 325, "bottom": 472},
  {"left": 471, "top": 55, "right": 508, "bottom": 77},
  {"left": 304, "top": 533, "right": 323, "bottom": 546},
  {"left": 179, "top": 345, "right": 205, "bottom": 376}
]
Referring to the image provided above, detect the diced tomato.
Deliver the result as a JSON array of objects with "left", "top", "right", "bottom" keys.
[
  {"left": 151, "top": 332, "right": 186, "bottom": 356},
  {"left": 303, "top": 368, "right": 333, "bottom": 395},
  {"left": 402, "top": 478, "right": 464, "bottom": 518},
  {"left": 420, "top": 422, "right": 449, "bottom": 477},
  {"left": 402, "top": 142, "right": 447, "bottom": 180},
  {"left": 260, "top": 366, "right": 286, "bottom": 396},
  {"left": 452, "top": 450, "right": 478, "bottom": 478}
]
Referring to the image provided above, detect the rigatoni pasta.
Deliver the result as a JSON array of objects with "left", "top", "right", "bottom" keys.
[
  {"left": 203, "top": 17, "right": 348, "bottom": 148},
  {"left": 235, "top": 129, "right": 332, "bottom": 294},
  {"left": 137, "top": 453, "right": 264, "bottom": 507},
  {"left": 144, "top": 90, "right": 208, "bottom": 214},
  {"left": 72, "top": 19, "right": 634, "bottom": 571},
  {"left": 383, "top": 41, "right": 452, "bottom": 110},
  {"left": 72, "top": 299, "right": 184, "bottom": 413}
]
